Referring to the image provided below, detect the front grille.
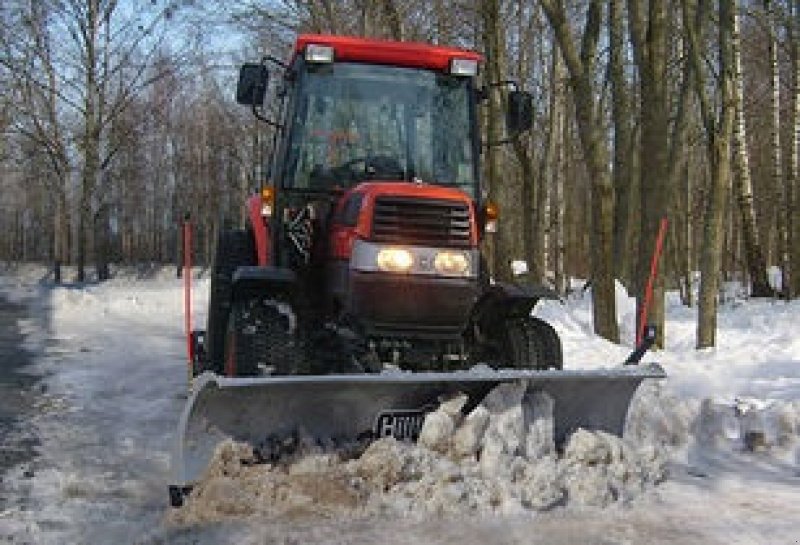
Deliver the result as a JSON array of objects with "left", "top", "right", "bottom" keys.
[{"left": 371, "top": 197, "right": 471, "bottom": 247}]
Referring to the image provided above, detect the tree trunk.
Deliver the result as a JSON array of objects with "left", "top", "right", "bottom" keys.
[
  {"left": 481, "top": 0, "right": 513, "bottom": 282},
  {"left": 610, "top": 0, "right": 635, "bottom": 291},
  {"left": 629, "top": 0, "right": 669, "bottom": 347},
  {"left": 381, "top": 0, "right": 403, "bottom": 40},
  {"left": 731, "top": 3, "right": 772, "bottom": 297},
  {"left": 94, "top": 204, "right": 110, "bottom": 281},
  {"left": 543, "top": 50, "right": 565, "bottom": 289},
  {"left": 790, "top": 0, "right": 800, "bottom": 298},
  {"left": 552, "top": 61, "right": 568, "bottom": 295},
  {"left": 767, "top": 0, "right": 788, "bottom": 294},
  {"left": 680, "top": 156, "right": 694, "bottom": 306},
  {"left": 696, "top": 0, "right": 735, "bottom": 348},
  {"left": 77, "top": 0, "right": 102, "bottom": 283},
  {"left": 53, "top": 190, "right": 69, "bottom": 283}
]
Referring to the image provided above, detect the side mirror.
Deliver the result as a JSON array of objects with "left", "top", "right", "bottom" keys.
[
  {"left": 506, "top": 90, "right": 533, "bottom": 134},
  {"left": 236, "top": 63, "right": 269, "bottom": 106}
]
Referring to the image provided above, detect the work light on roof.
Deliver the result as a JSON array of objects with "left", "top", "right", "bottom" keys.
[
  {"left": 305, "top": 44, "right": 334, "bottom": 63},
  {"left": 450, "top": 58, "right": 478, "bottom": 77}
]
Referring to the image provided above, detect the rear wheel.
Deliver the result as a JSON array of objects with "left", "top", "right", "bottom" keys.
[
  {"left": 204, "top": 229, "right": 255, "bottom": 374},
  {"left": 499, "top": 316, "right": 563, "bottom": 371}
]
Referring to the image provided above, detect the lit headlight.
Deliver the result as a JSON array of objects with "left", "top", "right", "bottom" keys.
[
  {"left": 376, "top": 248, "right": 414, "bottom": 273},
  {"left": 434, "top": 251, "right": 470, "bottom": 276}
]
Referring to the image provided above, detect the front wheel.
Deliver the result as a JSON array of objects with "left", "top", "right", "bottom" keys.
[
  {"left": 223, "top": 298, "right": 307, "bottom": 376},
  {"left": 491, "top": 316, "right": 563, "bottom": 370}
]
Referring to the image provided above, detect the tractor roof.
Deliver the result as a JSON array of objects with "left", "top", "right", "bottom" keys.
[{"left": 294, "top": 34, "right": 482, "bottom": 72}]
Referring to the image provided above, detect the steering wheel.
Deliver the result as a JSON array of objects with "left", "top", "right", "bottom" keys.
[{"left": 331, "top": 155, "right": 404, "bottom": 182}]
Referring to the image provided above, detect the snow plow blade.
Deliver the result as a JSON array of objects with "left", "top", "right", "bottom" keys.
[{"left": 171, "top": 364, "right": 665, "bottom": 499}]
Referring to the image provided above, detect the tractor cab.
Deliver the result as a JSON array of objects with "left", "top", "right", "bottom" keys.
[
  {"left": 237, "top": 35, "right": 534, "bottom": 197},
  {"left": 239, "top": 36, "right": 486, "bottom": 196}
]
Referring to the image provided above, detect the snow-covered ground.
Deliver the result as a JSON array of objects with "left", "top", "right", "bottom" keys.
[{"left": 0, "top": 265, "right": 798, "bottom": 544}]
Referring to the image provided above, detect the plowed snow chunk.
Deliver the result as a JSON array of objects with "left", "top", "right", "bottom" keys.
[
  {"left": 169, "top": 444, "right": 366, "bottom": 525},
  {"left": 523, "top": 391, "right": 555, "bottom": 459},
  {"left": 169, "top": 383, "right": 672, "bottom": 525},
  {"left": 625, "top": 381, "right": 695, "bottom": 447},
  {"left": 452, "top": 405, "right": 489, "bottom": 459},
  {"left": 418, "top": 393, "right": 467, "bottom": 453},
  {"left": 690, "top": 397, "right": 800, "bottom": 462},
  {"left": 188, "top": 476, "right": 257, "bottom": 518},
  {"left": 564, "top": 429, "right": 614, "bottom": 466},
  {"left": 561, "top": 429, "right": 667, "bottom": 506},
  {"left": 351, "top": 438, "right": 409, "bottom": 491},
  {"left": 517, "top": 455, "right": 564, "bottom": 510},
  {"left": 480, "top": 381, "right": 526, "bottom": 478},
  {"left": 201, "top": 439, "right": 257, "bottom": 479}
]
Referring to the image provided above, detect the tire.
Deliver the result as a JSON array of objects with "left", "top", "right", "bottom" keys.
[
  {"left": 527, "top": 317, "right": 563, "bottom": 370},
  {"left": 501, "top": 316, "right": 563, "bottom": 371},
  {"left": 223, "top": 300, "right": 263, "bottom": 377},
  {"left": 205, "top": 229, "right": 256, "bottom": 374},
  {"left": 224, "top": 299, "right": 305, "bottom": 376}
]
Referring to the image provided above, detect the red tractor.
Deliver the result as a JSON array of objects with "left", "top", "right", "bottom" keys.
[
  {"left": 171, "top": 35, "right": 664, "bottom": 506},
  {"left": 196, "top": 35, "right": 562, "bottom": 377}
]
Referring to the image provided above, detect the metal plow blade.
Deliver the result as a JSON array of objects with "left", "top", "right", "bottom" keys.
[{"left": 171, "top": 365, "right": 665, "bottom": 497}]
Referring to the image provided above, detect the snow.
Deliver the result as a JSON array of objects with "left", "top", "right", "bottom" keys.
[{"left": 0, "top": 267, "right": 799, "bottom": 543}]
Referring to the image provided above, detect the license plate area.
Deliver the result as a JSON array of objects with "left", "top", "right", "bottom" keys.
[{"left": 374, "top": 409, "right": 427, "bottom": 441}]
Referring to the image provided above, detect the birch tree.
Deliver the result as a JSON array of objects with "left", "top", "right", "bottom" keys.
[
  {"left": 766, "top": 0, "right": 788, "bottom": 293},
  {"left": 790, "top": 0, "right": 800, "bottom": 297},
  {"left": 731, "top": 2, "right": 772, "bottom": 297}
]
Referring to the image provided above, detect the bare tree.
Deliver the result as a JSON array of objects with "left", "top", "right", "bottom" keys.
[
  {"left": 628, "top": 0, "right": 671, "bottom": 346},
  {"left": 480, "top": 0, "right": 515, "bottom": 282},
  {"left": 685, "top": 0, "right": 736, "bottom": 348},
  {"left": 731, "top": 1, "right": 772, "bottom": 297},
  {"left": 1, "top": 1, "right": 71, "bottom": 280},
  {"left": 610, "top": 0, "right": 636, "bottom": 290},
  {"left": 540, "top": 0, "right": 619, "bottom": 343},
  {"left": 765, "top": 0, "right": 789, "bottom": 294},
  {"left": 790, "top": 0, "right": 800, "bottom": 297}
]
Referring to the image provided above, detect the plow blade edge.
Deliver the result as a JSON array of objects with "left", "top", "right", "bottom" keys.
[{"left": 172, "top": 365, "right": 665, "bottom": 488}]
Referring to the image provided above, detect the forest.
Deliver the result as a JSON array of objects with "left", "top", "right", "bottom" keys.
[{"left": 1, "top": 0, "right": 798, "bottom": 348}]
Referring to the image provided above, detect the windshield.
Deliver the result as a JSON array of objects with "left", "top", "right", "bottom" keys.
[{"left": 283, "top": 63, "right": 477, "bottom": 196}]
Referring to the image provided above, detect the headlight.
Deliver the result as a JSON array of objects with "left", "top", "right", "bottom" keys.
[
  {"left": 376, "top": 248, "right": 414, "bottom": 273},
  {"left": 434, "top": 251, "right": 470, "bottom": 276}
]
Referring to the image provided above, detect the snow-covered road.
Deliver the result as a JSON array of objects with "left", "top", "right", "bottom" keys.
[{"left": 0, "top": 267, "right": 798, "bottom": 544}]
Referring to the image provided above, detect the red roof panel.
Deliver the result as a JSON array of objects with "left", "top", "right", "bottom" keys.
[{"left": 294, "top": 34, "right": 482, "bottom": 72}]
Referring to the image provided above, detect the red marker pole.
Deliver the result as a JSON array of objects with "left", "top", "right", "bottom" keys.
[
  {"left": 183, "top": 215, "right": 193, "bottom": 374},
  {"left": 638, "top": 217, "right": 669, "bottom": 346}
]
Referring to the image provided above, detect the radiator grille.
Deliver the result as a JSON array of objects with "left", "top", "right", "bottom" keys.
[{"left": 371, "top": 197, "right": 471, "bottom": 247}]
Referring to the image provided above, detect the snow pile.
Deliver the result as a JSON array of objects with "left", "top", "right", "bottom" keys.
[
  {"left": 169, "top": 383, "right": 668, "bottom": 526},
  {"left": 691, "top": 398, "right": 800, "bottom": 461},
  {"left": 627, "top": 380, "right": 800, "bottom": 473},
  {"left": 1, "top": 269, "right": 799, "bottom": 544}
]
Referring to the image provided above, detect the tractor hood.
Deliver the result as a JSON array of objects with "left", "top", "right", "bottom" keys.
[
  {"left": 328, "top": 181, "right": 479, "bottom": 260},
  {"left": 349, "top": 181, "right": 478, "bottom": 246}
]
